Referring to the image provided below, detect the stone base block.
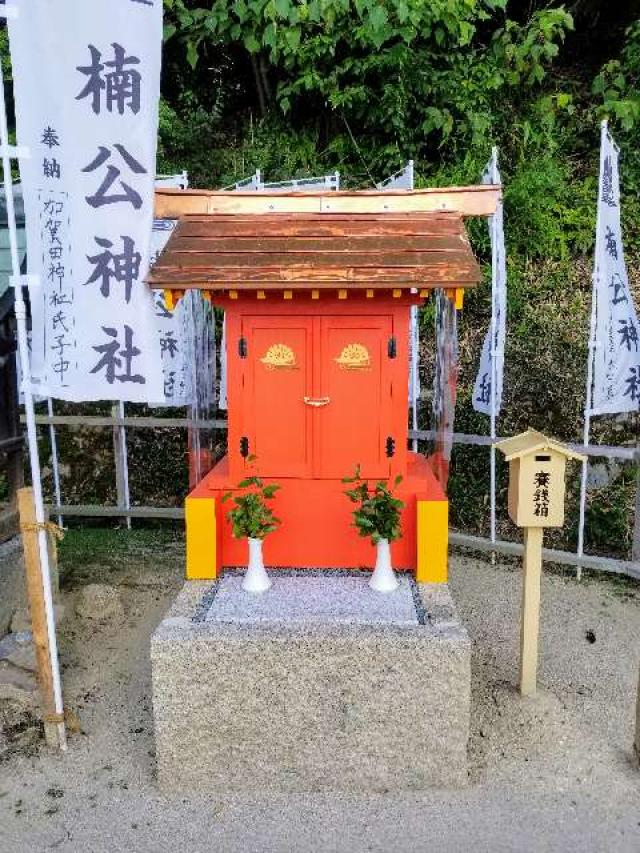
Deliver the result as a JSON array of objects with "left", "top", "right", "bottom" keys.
[{"left": 151, "top": 573, "right": 470, "bottom": 793}]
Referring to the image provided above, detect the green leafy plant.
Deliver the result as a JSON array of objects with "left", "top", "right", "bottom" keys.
[
  {"left": 342, "top": 466, "right": 404, "bottom": 544},
  {"left": 593, "top": 22, "right": 640, "bottom": 131},
  {"left": 221, "top": 458, "right": 281, "bottom": 540},
  {"left": 164, "top": 1, "right": 572, "bottom": 162}
]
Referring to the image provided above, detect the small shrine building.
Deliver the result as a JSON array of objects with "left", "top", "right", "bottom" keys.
[{"left": 148, "top": 185, "right": 498, "bottom": 583}]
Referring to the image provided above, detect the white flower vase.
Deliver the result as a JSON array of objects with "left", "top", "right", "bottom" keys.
[
  {"left": 369, "top": 538, "right": 399, "bottom": 593},
  {"left": 242, "top": 537, "right": 272, "bottom": 594}
]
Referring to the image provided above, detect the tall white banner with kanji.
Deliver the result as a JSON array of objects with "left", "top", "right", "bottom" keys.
[
  {"left": 9, "top": 0, "right": 164, "bottom": 402},
  {"left": 473, "top": 151, "right": 506, "bottom": 416},
  {"left": 590, "top": 127, "right": 640, "bottom": 415}
]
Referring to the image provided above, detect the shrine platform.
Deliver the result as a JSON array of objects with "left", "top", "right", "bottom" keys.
[
  {"left": 185, "top": 452, "right": 449, "bottom": 583},
  {"left": 151, "top": 572, "right": 470, "bottom": 793}
]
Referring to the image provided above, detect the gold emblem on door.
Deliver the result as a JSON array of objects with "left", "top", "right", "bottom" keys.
[
  {"left": 334, "top": 343, "right": 371, "bottom": 370},
  {"left": 261, "top": 343, "right": 298, "bottom": 370}
]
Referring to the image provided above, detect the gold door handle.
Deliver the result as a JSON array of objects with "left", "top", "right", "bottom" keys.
[{"left": 303, "top": 396, "right": 331, "bottom": 407}]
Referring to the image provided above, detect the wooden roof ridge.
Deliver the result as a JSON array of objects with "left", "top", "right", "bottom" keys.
[{"left": 154, "top": 184, "right": 500, "bottom": 219}]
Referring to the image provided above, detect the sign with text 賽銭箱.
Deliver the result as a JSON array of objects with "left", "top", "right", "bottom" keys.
[{"left": 8, "top": 0, "right": 164, "bottom": 402}]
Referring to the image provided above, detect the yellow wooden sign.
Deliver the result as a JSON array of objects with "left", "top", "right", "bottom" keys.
[
  {"left": 495, "top": 430, "right": 586, "bottom": 697},
  {"left": 496, "top": 430, "right": 585, "bottom": 529}
]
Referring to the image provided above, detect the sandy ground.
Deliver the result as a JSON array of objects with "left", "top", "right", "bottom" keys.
[{"left": 1, "top": 542, "right": 639, "bottom": 853}]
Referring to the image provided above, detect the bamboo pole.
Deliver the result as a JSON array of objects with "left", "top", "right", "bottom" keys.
[
  {"left": 519, "top": 526, "right": 544, "bottom": 697},
  {"left": 17, "top": 487, "right": 66, "bottom": 749}
]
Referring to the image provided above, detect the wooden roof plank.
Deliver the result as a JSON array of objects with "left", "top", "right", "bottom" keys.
[
  {"left": 148, "top": 280, "right": 476, "bottom": 290},
  {"left": 158, "top": 250, "right": 474, "bottom": 269},
  {"left": 169, "top": 235, "right": 469, "bottom": 253},
  {"left": 174, "top": 221, "right": 464, "bottom": 239},
  {"left": 148, "top": 266, "right": 480, "bottom": 286}
]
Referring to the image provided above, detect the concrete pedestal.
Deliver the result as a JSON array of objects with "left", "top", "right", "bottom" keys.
[{"left": 151, "top": 572, "right": 470, "bottom": 793}]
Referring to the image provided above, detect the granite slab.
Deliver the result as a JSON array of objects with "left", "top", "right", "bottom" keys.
[
  {"left": 205, "top": 574, "right": 419, "bottom": 626},
  {"left": 152, "top": 578, "right": 471, "bottom": 793}
]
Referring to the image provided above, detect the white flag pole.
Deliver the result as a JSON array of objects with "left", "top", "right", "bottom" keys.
[
  {"left": 0, "top": 27, "right": 66, "bottom": 747},
  {"left": 46, "top": 397, "right": 63, "bottom": 527},
  {"left": 489, "top": 146, "right": 499, "bottom": 552},
  {"left": 577, "top": 119, "right": 608, "bottom": 573},
  {"left": 410, "top": 318, "right": 419, "bottom": 452},
  {"left": 408, "top": 161, "right": 418, "bottom": 453}
]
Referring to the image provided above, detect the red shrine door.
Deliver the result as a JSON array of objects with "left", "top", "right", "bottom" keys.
[{"left": 239, "top": 314, "right": 394, "bottom": 480}]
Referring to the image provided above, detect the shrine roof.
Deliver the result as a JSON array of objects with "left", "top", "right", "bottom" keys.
[
  {"left": 146, "top": 211, "right": 482, "bottom": 292},
  {"left": 495, "top": 430, "right": 586, "bottom": 462}
]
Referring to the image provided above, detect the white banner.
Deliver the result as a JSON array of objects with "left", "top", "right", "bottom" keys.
[
  {"left": 150, "top": 220, "right": 190, "bottom": 406},
  {"left": 408, "top": 306, "right": 420, "bottom": 406},
  {"left": 590, "top": 127, "right": 640, "bottom": 415},
  {"left": 219, "top": 314, "right": 228, "bottom": 410},
  {"left": 473, "top": 151, "right": 506, "bottom": 416},
  {"left": 432, "top": 289, "right": 458, "bottom": 464},
  {"left": 377, "top": 161, "right": 419, "bottom": 409},
  {"left": 9, "top": 0, "right": 164, "bottom": 402},
  {"left": 149, "top": 172, "right": 191, "bottom": 406}
]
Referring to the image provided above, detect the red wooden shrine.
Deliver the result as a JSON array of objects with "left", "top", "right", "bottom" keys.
[{"left": 148, "top": 202, "right": 486, "bottom": 581}]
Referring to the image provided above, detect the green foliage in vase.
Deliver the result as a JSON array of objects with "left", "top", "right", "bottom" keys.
[
  {"left": 221, "top": 458, "right": 281, "bottom": 540},
  {"left": 342, "top": 465, "right": 404, "bottom": 545}
]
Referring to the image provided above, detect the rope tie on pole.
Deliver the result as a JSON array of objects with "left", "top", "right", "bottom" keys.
[
  {"left": 20, "top": 521, "right": 65, "bottom": 542},
  {"left": 42, "top": 711, "right": 66, "bottom": 724}
]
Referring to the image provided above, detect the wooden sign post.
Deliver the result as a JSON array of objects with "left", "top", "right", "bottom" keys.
[
  {"left": 496, "top": 430, "right": 585, "bottom": 697},
  {"left": 17, "top": 487, "right": 67, "bottom": 750},
  {"left": 520, "top": 526, "right": 543, "bottom": 696}
]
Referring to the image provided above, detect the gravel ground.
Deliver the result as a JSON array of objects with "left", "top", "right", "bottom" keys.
[{"left": 1, "top": 545, "right": 639, "bottom": 853}]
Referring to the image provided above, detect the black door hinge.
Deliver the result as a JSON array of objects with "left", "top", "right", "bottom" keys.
[
  {"left": 238, "top": 337, "right": 247, "bottom": 358},
  {"left": 240, "top": 436, "right": 249, "bottom": 457},
  {"left": 387, "top": 336, "right": 397, "bottom": 358},
  {"left": 386, "top": 436, "right": 395, "bottom": 457}
]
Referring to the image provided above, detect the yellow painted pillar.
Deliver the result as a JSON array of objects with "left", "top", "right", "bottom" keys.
[
  {"left": 185, "top": 496, "right": 220, "bottom": 580},
  {"left": 416, "top": 499, "right": 448, "bottom": 583}
]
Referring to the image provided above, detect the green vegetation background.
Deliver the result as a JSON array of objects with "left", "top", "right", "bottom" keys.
[{"left": 8, "top": 1, "right": 640, "bottom": 558}]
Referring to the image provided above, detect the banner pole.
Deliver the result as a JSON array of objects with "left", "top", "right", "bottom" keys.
[
  {"left": 411, "top": 306, "right": 419, "bottom": 452},
  {"left": 112, "top": 401, "right": 132, "bottom": 529},
  {"left": 489, "top": 147, "right": 499, "bottom": 556},
  {"left": 409, "top": 162, "right": 418, "bottom": 453},
  {"left": 47, "top": 398, "right": 64, "bottom": 527},
  {"left": 119, "top": 401, "right": 132, "bottom": 530},
  {"left": 0, "top": 41, "right": 67, "bottom": 748},
  {"left": 577, "top": 120, "right": 608, "bottom": 576}
]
